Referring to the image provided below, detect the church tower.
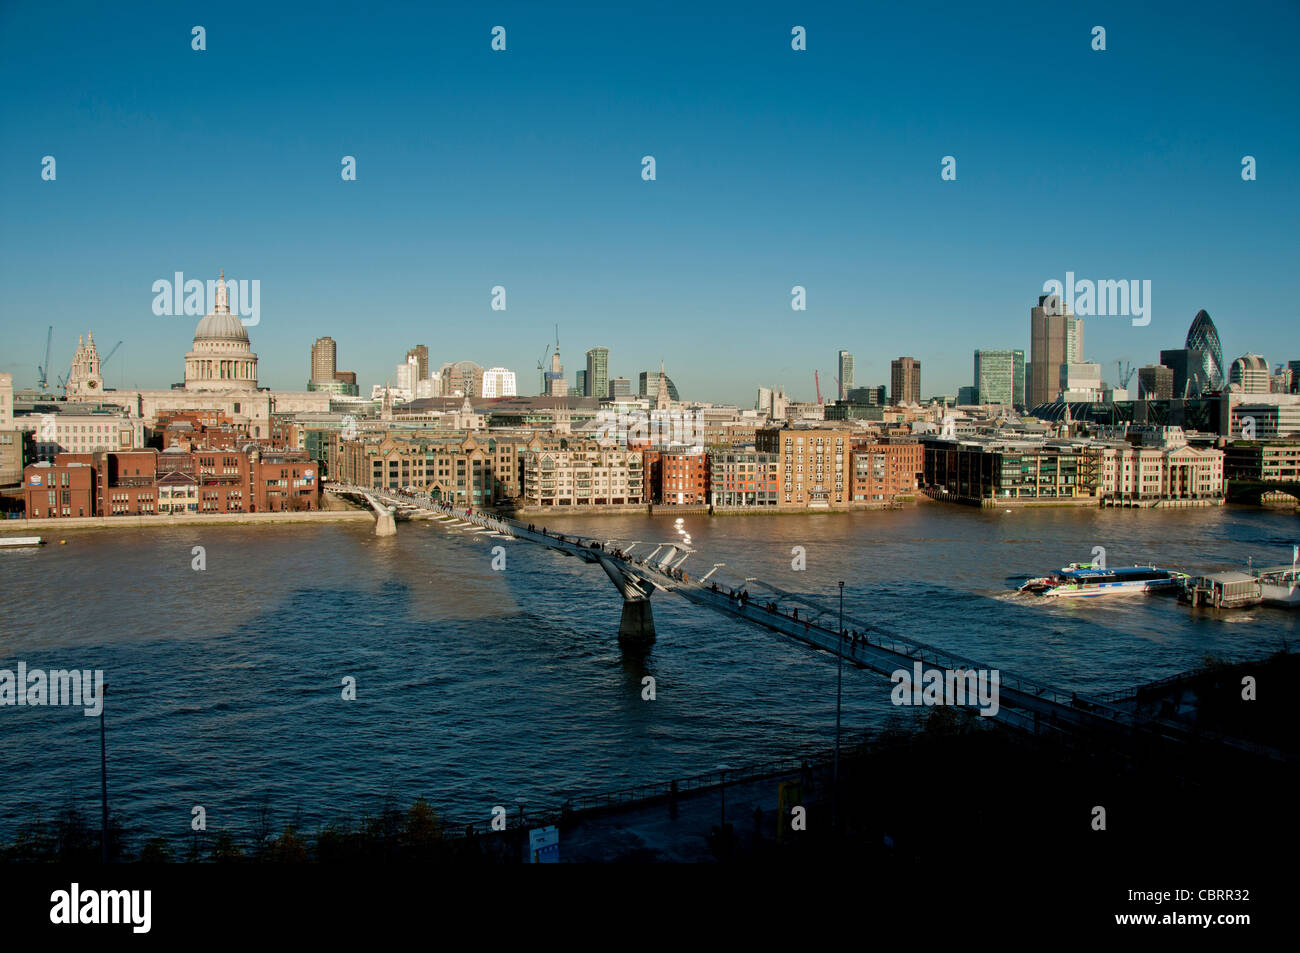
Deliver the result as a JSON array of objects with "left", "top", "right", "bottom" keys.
[{"left": 66, "top": 331, "right": 105, "bottom": 397}]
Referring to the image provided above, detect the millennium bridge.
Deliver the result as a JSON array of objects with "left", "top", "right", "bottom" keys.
[{"left": 329, "top": 482, "right": 1278, "bottom": 755}]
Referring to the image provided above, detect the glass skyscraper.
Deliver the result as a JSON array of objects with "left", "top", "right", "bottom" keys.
[
  {"left": 974, "top": 349, "right": 1026, "bottom": 408},
  {"left": 1186, "top": 310, "right": 1225, "bottom": 391},
  {"left": 585, "top": 346, "right": 610, "bottom": 400}
]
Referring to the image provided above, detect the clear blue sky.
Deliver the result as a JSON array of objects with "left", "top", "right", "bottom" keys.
[{"left": 1, "top": 0, "right": 1297, "bottom": 405}]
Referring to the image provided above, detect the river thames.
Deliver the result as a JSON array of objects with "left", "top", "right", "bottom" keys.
[{"left": 2, "top": 504, "right": 1296, "bottom": 840}]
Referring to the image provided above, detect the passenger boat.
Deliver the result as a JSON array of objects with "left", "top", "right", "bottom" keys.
[
  {"left": 0, "top": 536, "right": 45, "bottom": 547},
  {"left": 1252, "top": 564, "right": 1300, "bottom": 608},
  {"left": 1020, "top": 565, "right": 1188, "bottom": 598}
]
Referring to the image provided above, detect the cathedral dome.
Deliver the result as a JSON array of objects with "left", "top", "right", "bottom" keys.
[
  {"left": 194, "top": 310, "right": 250, "bottom": 343},
  {"left": 183, "top": 271, "right": 258, "bottom": 391}
]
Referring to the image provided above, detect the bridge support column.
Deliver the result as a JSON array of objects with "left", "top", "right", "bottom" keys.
[
  {"left": 596, "top": 554, "right": 655, "bottom": 646},
  {"left": 618, "top": 597, "right": 655, "bottom": 646},
  {"left": 374, "top": 506, "right": 397, "bottom": 537}
]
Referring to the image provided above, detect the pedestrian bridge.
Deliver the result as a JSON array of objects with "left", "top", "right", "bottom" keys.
[{"left": 328, "top": 483, "right": 1275, "bottom": 753}]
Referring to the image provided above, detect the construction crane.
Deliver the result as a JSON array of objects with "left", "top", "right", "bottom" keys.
[
  {"left": 1115, "top": 360, "right": 1135, "bottom": 391},
  {"left": 814, "top": 370, "right": 823, "bottom": 404},
  {"left": 102, "top": 340, "right": 123, "bottom": 366},
  {"left": 536, "top": 343, "right": 551, "bottom": 393},
  {"left": 36, "top": 325, "right": 53, "bottom": 391}
]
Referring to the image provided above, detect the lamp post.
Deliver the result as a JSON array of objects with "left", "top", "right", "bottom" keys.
[{"left": 834, "top": 581, "right": 844, "bottom": 830}]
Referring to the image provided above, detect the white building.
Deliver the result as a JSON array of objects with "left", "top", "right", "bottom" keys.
[
  {"left": 1060, "top": 362, "right": 1104, "bottom": 403},
  {"left": 482, "top": 367, "right": 518, "bottom": 398},
  {"left": 14, "top": 409, "right": 146, "bottom": 462}
]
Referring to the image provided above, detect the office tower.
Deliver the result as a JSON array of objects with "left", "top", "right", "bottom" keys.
[
  {"left": 1229, "top": 354, "right": 1270, "bottom": 394},
  {"left": 756, "top": 387, "right": 773, "bottom": 413},
  {"left": 1059, "top": 363, "right": 1103, "bottom": 403},
  {"left": 585, "top": 347, "right": 610, "bottom": 401},
  {"left": 608, "top": 378, "right": 631, "bottom": 399},
  {"left": 639, "top": 370, "right": 679, "bottom": 402},
  {"left": 957, "top": 385, "right": 977, "bottom": 405},
  {"left": 395, "top": 356, "right": 419, "bottom": 398},
  {"left": 837, "top": 350, "right": 854, "bottom": 401},
  {"left": 973, "top": 349, "right": 1026, "bottom": 407},
  {"left": 575, "top": 369, "right": 587, "bottom": 396},
  {"left": 1030, "top": 295, "right": 1083, "bottom": 406},
  {"left": 481, "top": 367, "right": 517, "bottom": 398},
  {"left": 1185, "top": 310, "right": 1225, "bottom": 390},
  {"left": 846, "top": 385, "right": 887, "bottom": 405},
  {"left": 406, "top": 345, "right": 429, "bottom": 381},
  {"left": 890, "top": 357, "right": 921, "bottom": 406},
  {"left": 310, "top": 337, "right": 337, "bottom": 385},
  {"left": 1137, "top": 365, "right": 1174, "bottom": 400},
  {"left": 544, "top": 348, "right": 567, "bottom": 397},
  {"left": 1160, "top": 348, "right": 1209, "bottom": 398}
]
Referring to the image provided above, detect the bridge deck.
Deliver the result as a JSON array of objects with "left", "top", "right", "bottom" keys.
[{"left": 328, "top": 484, "right": 1268, "bottom": 752}]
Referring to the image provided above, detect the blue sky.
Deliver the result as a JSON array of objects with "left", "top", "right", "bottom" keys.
[{"left": 1, "top": 0, "right": 1297, "bottom": 405}]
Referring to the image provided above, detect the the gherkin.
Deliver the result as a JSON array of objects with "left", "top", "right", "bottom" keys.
[{"left": 1185, "top": 310, "right": 1225, "bottom": 391}]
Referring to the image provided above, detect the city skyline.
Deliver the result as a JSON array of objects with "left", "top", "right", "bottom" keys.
[{"left": 2, "top": 2, "right": 1297, "bottom": 404}]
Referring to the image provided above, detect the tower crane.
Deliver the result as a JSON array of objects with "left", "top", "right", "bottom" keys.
[{"left": 36, "top": 325, "right": 53, "bottom": 391}]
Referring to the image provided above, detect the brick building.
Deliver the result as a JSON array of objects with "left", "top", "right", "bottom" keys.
[
  {"left": 708, "top": 449, "right": 779, "bottom": 507},
  {"left": 848, "top": 437, "right": 923, "bottom": 502},
  {"left": 23, "top": 447, "right": 318, "bottom": 517},
  {"left": 755, "top": 426, "right": 852, "bottom": 508},
  {"left": 656, "top": 447, "right": 709, "bottom": 505}
]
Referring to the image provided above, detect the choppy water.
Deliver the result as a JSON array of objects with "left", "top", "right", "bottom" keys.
[{"left": 1, "top": 504, "right": 1296, "bottom": 840}]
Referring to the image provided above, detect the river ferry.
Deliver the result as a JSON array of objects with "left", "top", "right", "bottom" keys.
[{"left": 1020, "top": 565, "right": 1188, "bottom": 598}]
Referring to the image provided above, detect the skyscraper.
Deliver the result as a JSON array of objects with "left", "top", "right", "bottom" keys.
[
  {"left": 575, "top": 369, "right": 587, "bottom": 397},
  {"left": 1229, "top": 354, "right": 1269, "bottom": 394},
  {"left": 406, "top": 345, "right": 429, "bottom": 381},
  {"left": 585, "top": 347, "right": 610, "bottom": 401},
  {"left": 973, "top": 349, "right": 1025, "bottom": 407},
  {"left": 890, "top": 357, "right": 921, "bottom": 405},
  {"left": 1160, "top": 348, "right": 1209, "bottom": 398},
  {"left": 1185, "top": 310, "right": 1225, "bottom": 391},
  {"left": 1030, "top": 295, "right": 1083, "bottom": 406},
  {"left": 310, "top": 336, "right": 337, "bottom": 386},
  {"left": 1137, "top": 365, "right": 1174, "bottom": 400},
  {"left": 837, "top": 350, "right": 854, "bottom": 401},
  {"left": 545, "top": 347, "right": 567, "bottom": 396},
  {"left": 639, "top": 370, "right": 679, "bottom": 402}
]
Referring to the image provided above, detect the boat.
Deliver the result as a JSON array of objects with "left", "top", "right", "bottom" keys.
[
  {"left": 1020, "top": 565, "right": 1188, "bottom": 598},
  {"left": 1252, "top": 564, "right": 1300, "bottom": 608},
  {"left": 0, "top": 536, "right": 45, "bottom": 547}
]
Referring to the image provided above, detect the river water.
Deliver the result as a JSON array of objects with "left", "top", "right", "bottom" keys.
[{"left": 1, "top": 503, "right": 1296, "bottom": 840}]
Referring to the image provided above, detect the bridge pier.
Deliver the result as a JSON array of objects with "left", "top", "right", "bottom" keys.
[
  {"left": 596, "top": 554, "right": 655, "bottom": 646},
  {"left": 363, "top": 494, "right": 397, "bottom": 537},
  {"left": 618, "top": 597, "right": 655, "bottom": 646}
]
